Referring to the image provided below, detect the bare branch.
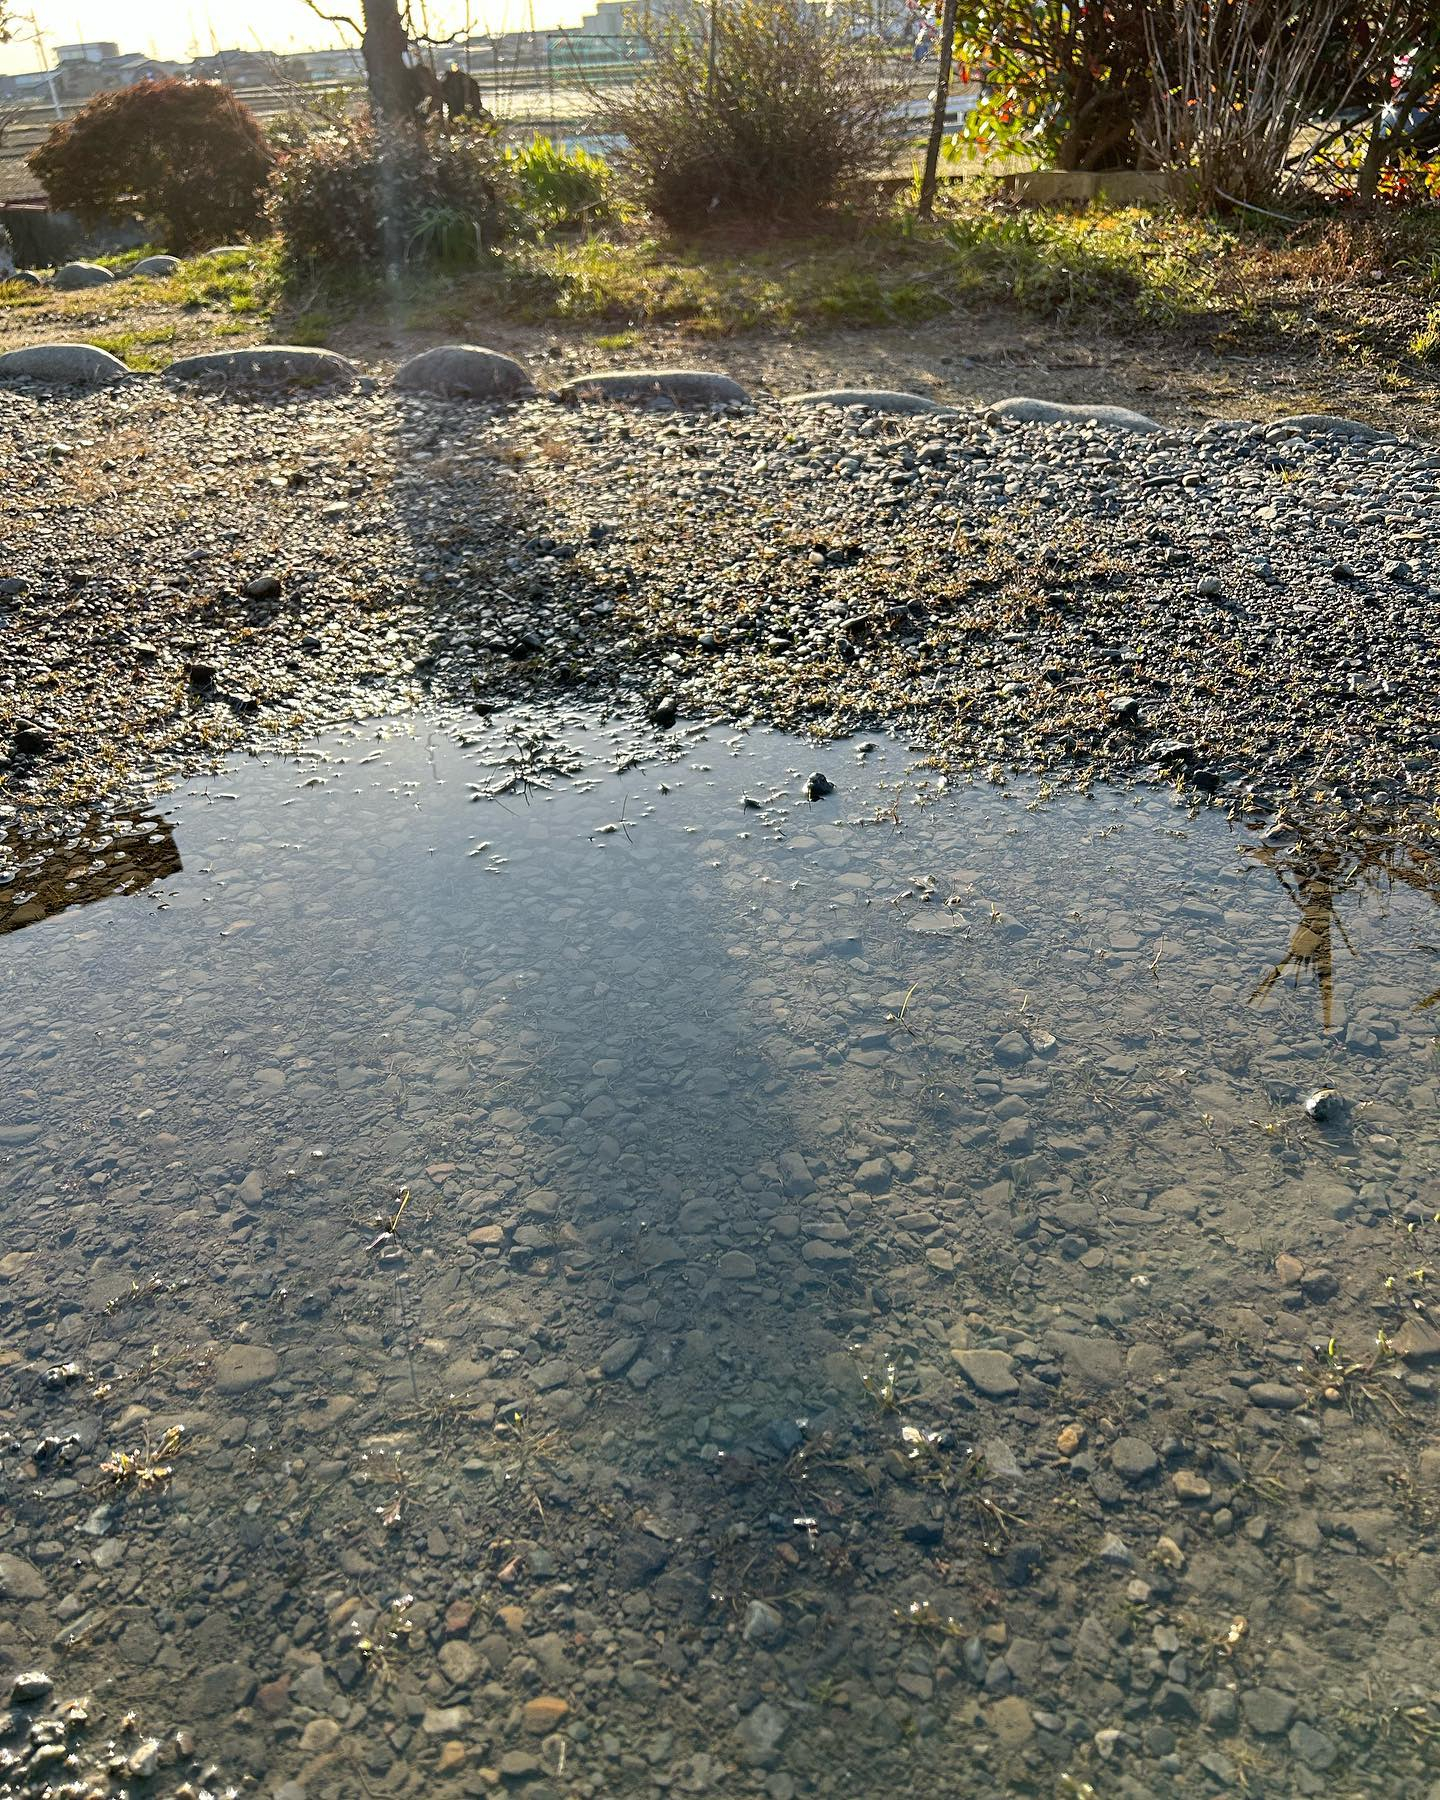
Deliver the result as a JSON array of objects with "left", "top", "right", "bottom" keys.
[{"left": 302, "top": 0, "right": 364, "bottom": 36}]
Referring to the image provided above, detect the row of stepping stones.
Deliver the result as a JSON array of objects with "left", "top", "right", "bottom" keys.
[
  {"left": 0, "top": 339, "right": 1394, "bottom": 440},
  {"left": 3, "top": 248, "right": 250, "bottom": 291}
]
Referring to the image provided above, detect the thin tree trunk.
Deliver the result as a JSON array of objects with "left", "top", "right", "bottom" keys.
[
  {"left": 918, "top": 0, "right": 957, "bottom": 220},
  {"left": 1357, "top": 64, "right": 1430, "bottom": 205},
  {"left": 363, "top": 0, "right": 414, "bottom": 118}
]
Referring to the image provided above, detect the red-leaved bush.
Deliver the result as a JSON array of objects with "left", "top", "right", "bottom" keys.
[{"left": 29, "top": 78, "right": 273, "bottom": 251}]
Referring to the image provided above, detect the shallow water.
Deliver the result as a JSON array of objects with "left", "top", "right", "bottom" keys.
[{"left": 2, "top": 711, "right": 1437, "bottom": 1799}]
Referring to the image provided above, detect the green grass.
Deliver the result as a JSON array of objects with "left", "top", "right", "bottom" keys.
[
  {"left": 1409, "top": 305, "right": 1440, "bottom": 362},
  {"left": 88, "top": 323, "right": 179, "bottom": 372},
  {"left": 8, "top": 201, "right": 1440, "bottom": 368}
]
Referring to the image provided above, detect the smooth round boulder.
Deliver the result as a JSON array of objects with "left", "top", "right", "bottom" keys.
[
  {"left": 163, "top": 345, "right": 357, "bottom": 388},
  {"left": 130, "top": 254, "right": 182, "bottom": 278},
  {"left": 557, "top": 368, "right": 750, "bottom": 408},
  {"left": 205, "top": 245, "right": 250, "bottom": 258},
  {"left": 393, "top": 344, "right": 532, "bottom": 401},
  {"left": 52, "top": 261, "right": 116, "bottom": 291},
  {"left": 4, "top": 270, "right": 43, "bottom": 288},
  {"left": 990, "top": 396, "right": 1161, "bottom": 433},
  {"left": 781, "top": 388, "right": 942, "bottom": 415},
  {"left": 1270, "top": 412, "right": 1393, "bottom": 443},
  {"left": 0, "top": 342, "right": 131, "bottom": 386}
]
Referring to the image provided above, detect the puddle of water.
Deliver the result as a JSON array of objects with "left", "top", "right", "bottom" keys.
[{"left": 1, "top": 711, "right": 1437, "bottom": 1799}]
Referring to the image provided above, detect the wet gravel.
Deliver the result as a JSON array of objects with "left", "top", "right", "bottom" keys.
[
  {"left": 2, "top": 382, "right": 1438, "bottom": 857},
  {"left": 2, "top": 718, "right": 1438, "bottom": 1800}
]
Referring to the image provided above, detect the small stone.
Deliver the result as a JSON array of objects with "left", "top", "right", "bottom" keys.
[
  {"left": 1304, "top": 1087, "right": 1342, "bottom": 1122},
  {"left": 0, "top": 1556, "right": 48, "bottom": 1601},
  {"left": 954, "top": 1349, "right": 1019, "bottom": 1399},
  {"left": 438, "top": 1640, "right": 480, "bottom": 1684},
  {"left": 1274, "top": 1252, "right": 1304, "bottom": 1285},
  {"left": 1248, "top": 1382, "right": 1303, "bottom": 1410},
  {"left": 521, "top": 1696, "right": 569, "bottom": 1734},
  {"left": 1110, "top": 1436, "right": 1159, "bottom": 1482},
  {"left": 1392, "top": 1316, "right": 1440, "bottom": 1365},
  {"left": 987, "top": 1695, "right": 1035, "bottom": 1748},
  {"left": 128, "top": 1739, "right": 161, "bottom": 1779},
  {"left": 300, "top": 1718, "right": 341, "bottom": 1753},
  {"left": 742, "top": 1600, "right": 784, "bottom": 1644},
  {"left": 736, "top": 1700, "right": 788, "bottom": 1767},
  {"left": 10, "top": 1670, "right": 53, "bottom": 1703},
  {"left": 1056, "top": 1423, "right": 1085, "bottom": 1456},
  {"left": 717, "top": 1250, "right": 757, "bottom": 1280},
  {"left": 243, "top": 574, "right": 282, "bottom": 600},
  {"left": 1172, "top": 1469, "right": 1212, "bottom": 1503},
  {"left": 1289, "top": 1720, "right": 1337, "bottom": 1770},
  {"left": 1241, "top": 1687, "right": 1298, "bottom": 1736},
  {"left": 1201, "top": 1687, "right": 1239, "bottom": 1731},
  {"left": 443, "top": 1598, "right": 476, "bottom": 1637},
  {"left": 213, "top": 1343, "right": 279, "bottom": 1393},
  {"left": 804, "top": 771, "right": 834, "bottom": 801}
]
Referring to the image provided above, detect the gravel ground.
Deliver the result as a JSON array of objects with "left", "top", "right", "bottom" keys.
[{"left": 2, "top": 376, "right": 1438, "bottom": 852}]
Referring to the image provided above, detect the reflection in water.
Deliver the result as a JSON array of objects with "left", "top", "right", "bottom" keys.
[
  {"left": 1, "top": 717, "right": 1438, "bottom": 1799},
  {"left": 1245, "top": 831, "right": 1440, "bottom": 1028},
  {"left": 0, "top": 811, "right": 180, "bottom": 935}
]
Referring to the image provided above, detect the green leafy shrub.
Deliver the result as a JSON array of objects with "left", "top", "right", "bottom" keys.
[
  {"left": 505, "top": 136, "right": 614, "bottom": 232},
  {"left": 594, "top": 0, "right": 897, "bottom": 228},
  {"left": 952, "top": 2, "right": 1152, "bottom": 172},
  {"left": 28, "top": 78, "right": 273, "bottom": 251},
  {"left": 268, "top": 117, "right": 512, "bottom": 267}
]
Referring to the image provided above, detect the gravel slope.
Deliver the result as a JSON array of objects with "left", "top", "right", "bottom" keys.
[{"left": 2, "top": 382, "right": 1437, "bottom": 856}]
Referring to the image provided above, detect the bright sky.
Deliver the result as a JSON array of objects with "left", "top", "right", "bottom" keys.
[{"left": 0, "top": 0, "right": 590, "bottom": 73}]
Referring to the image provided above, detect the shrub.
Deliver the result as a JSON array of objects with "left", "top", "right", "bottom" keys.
[
  {"left": 268, "top": 116, "right": 512, "bottom": 267},
  {"left": 506, "top": 136, "right": 614, "bottom": 233},
  {"left": 594, "top": 0, "right": 898, "bottom": 228},
  {"left": 1142, "top": 0, "right": 1361, "bottom": 206},
  {"left": 953, "top": 2, "right": 1152, "bottom": 172},
  {"left": 28, "top": 79, "right": 273, "bottom": 251}
]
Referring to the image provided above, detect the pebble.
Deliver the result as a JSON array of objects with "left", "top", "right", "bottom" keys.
[{"left": 1110, "top": 1437, "right": 1159, "bottom": 1482}]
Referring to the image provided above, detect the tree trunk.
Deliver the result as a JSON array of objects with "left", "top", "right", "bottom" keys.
[
  {"left": 918, "top": 0, "right": 958, "bottom": 220},
  {"left": 362, "top": 0, "right": 413, "bottom": 119}
]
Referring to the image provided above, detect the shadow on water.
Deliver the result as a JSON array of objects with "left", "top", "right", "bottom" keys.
[{"left": 1244, "top": 827, "right": 1440, "bottom": 1028}]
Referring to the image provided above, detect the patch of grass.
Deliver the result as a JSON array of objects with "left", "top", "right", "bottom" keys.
[
  {"left": 1409, "top": 305, "right": 1440, "bottom": 362},
  {"left": 0, "top": 281, "right": 47, "bottom": 310},
  {"left": 89, "top": 323, "right": 179, "bottom": 372},
  {"left": 287, "top": 308, "right": 334, "bottom": 346}
]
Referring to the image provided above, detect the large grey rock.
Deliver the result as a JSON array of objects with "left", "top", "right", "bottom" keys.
[
  {"left": 394, "top": 343, "right": 532, "bottom": 400},
  {"left": 991, "top": 395, "right": 1162, "bottom": 433},
  {"left": 165, "top": 345, "right": 357, "bottom": 387},
  {"left": 9, "top": 270, "right": 43, "bottom": 287},
  {"left": 130, "top": 254, "right": 182, "bottom": 278},
  {"left": 955, "top": 1349, "right": 1019, "bottom": 1398},
  {"left": 557, "top": 367, "right": 750, "bottom": 408},
  {"left": 0, "top": 1552, "right": 48, "bottom": 1600},
  {"left": 781, "top": 387, "right": 942, "bottom": 415},
  {"left": 1271, "top": 412, "right": 1394, "bottom": 442},
  {"left": 0, "top": 342, "right": 131, "bottom": 386},
  {"left": 53, "top": 261, "right": 115, "bottom": 291}
]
